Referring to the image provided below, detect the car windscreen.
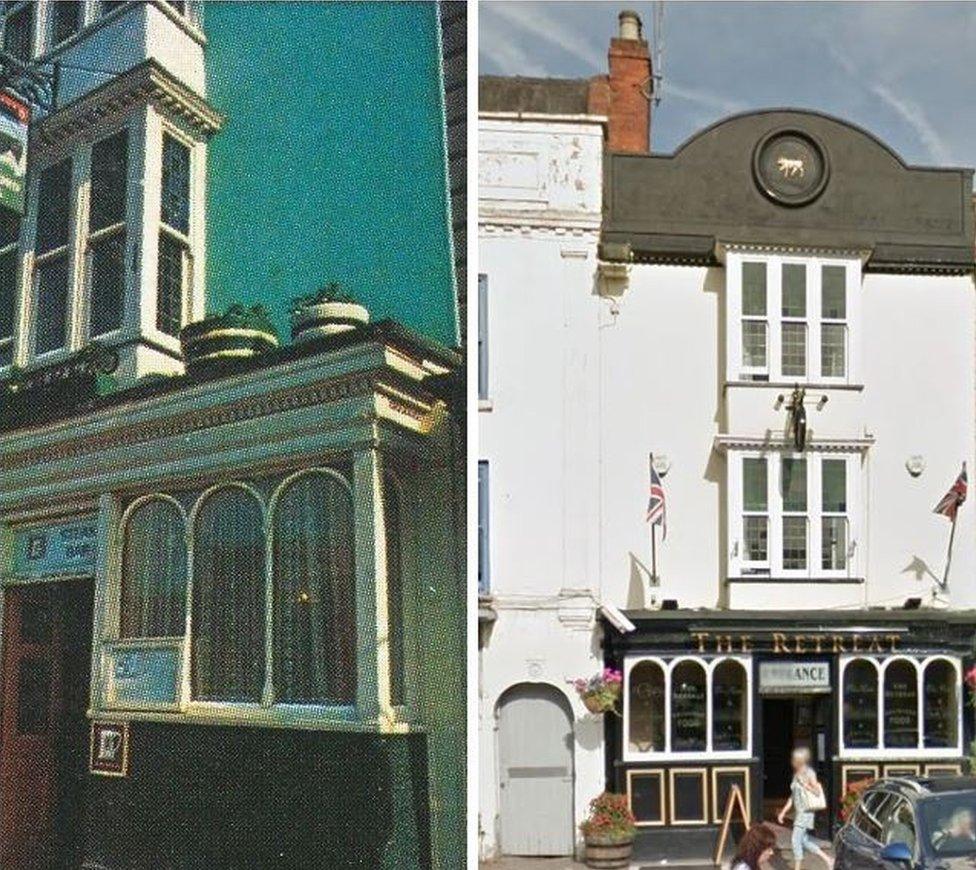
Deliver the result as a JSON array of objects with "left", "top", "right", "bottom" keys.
[{"left": 920, "top": 794, "right": 976, "bottom": 856}]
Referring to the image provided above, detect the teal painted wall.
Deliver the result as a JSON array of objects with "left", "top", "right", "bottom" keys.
[{"left": 204, "top": 2, "right": 457, "bottom": 346}]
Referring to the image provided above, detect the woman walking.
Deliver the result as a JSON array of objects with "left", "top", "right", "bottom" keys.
[
  {"left": 731, "top": 823, "right": 777, "bottom": 870},
  {"left": 777, "top": 747, "right": 834, "bottom": 869}
]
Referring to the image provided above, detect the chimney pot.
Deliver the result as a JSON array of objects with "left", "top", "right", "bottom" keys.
[{"left": 618, "top": 9, "right": 642, "bottom": 41}]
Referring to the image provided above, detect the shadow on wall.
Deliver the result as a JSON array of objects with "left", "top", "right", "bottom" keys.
[{"left": 82, "top": 723, "right": 432, "bottom": 869}]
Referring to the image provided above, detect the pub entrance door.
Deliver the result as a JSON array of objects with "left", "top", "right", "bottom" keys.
[
  {"left": 0, "top": 581, "right": 93, "bottom": 869},
  {"left": 761, "top": 695, "right": 832, "bottom": 839}
]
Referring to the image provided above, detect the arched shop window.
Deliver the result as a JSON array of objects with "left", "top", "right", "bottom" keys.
[
  {"left": 272, "top": 471, "right": 356, "bottom": 706},
  {"left": 192, "top": 485, "right": 266, "bottom": 702},
  {"left": 628, "top": 660, "right": 665, "bottom": 753},
  {"left": 842, "top": 659, "right": 878, "bottom": 749},
  {"left": 923, "top": 659, "right": 958, "bottom": 749},
  {"left": 670, "top": 660, "right": 707, "bottom": 752},
  {"left": 120, "top": 497, "right": 187, "bottom": 637},
  {"left": 712, "top": 659, "right": 748, "bottom": 751},
  {"left": 884, "top": 660, "right": 919, "bottom": 749}
]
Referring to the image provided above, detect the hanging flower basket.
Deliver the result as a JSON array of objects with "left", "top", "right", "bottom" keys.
[
  {"left": 290, "top": 282, "right": 369, "bottom": 344},
  {"left": 573, "top": 668, "right": 623, "bottom": 715},
  {"left": 839, "top": 778, "right": 874, "bottom": 822},
  {"left": 580, "top": 792, "right": 636, "bottom": 869},
  {"left": 180, "top": 303, "right": 279, "bottom": 371}
]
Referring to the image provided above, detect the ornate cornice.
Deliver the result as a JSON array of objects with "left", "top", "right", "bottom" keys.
[
  {"left": 713, "top": 433, "right": 875, "bottom": 453},
  {"left": 34, "top": 59, "right": 224, "bottom": 149}
]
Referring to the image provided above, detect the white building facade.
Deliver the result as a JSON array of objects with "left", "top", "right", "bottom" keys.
[{"left": 479, "top": 26, "right": 976, "bottom": 863}]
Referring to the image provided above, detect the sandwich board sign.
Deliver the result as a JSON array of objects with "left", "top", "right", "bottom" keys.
[{"left": 0, "top": 91, "right": 28, "bottom": 215}]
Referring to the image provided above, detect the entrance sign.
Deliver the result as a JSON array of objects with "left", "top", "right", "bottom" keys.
[
  {"left": 13, "top": 520, "right": 97, "bottom": 578},
  {"left": 759, "top": 660, "right": 830, "bottom": 695},
  {"left": 0, "top": 92, "right": 28, "bottom": 215}
]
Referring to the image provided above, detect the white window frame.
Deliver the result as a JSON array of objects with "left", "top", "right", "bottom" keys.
[
  {"left": 726, "top": 250, "right": 860, "bottom": 385},
  {"left": 623, "top": 654, "right": 752, "bottom": 763},
  {"left": 838, "top": 655, "right": 962, "bottom": 759},
  {"left": 728, "top": 450, "right": 859, "bottom": 580}
]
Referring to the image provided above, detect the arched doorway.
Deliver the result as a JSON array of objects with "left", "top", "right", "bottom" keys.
[{"left": 496, "top": 683, "right": 574, "bottom": 856}]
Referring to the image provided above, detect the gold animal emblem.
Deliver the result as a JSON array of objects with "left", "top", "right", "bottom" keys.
[{"left": 777, "top": 156, "right": 805, "bottom": 178}]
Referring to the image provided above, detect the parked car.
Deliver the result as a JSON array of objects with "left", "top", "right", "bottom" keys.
[{"left": 835, "top": 776, "right": 976, "bottom": 867}]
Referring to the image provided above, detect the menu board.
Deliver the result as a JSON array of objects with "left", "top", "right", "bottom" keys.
[
  {"left": 671, "top": 680, "right": 707, "bottom": 752},
  {"left": 884, "top": 672, "right": 918, "bottom": 748},
  {"left": 712, "top": 681, "right": 746, "bottom": 751},
  {"left": 843, "top": 675, "right": 878, "bottom": 748}
]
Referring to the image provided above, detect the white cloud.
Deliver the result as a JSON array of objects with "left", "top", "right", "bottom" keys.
[
  {"left": 662, "top": 80, "right": 747, "bottom": 116},
  {"left": 483, "top": 1, "right": 605, "bottom": 72},
  {"left": 869, "top": 83, "right": 953, "bottom": 165}
]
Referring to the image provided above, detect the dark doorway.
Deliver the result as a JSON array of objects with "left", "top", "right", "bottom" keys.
[
  {"left": 0, "top": 580, "right": 93, "bottom": 869},
  {"left": 761, "top": 695, "right": 832, "bottom": 838}
]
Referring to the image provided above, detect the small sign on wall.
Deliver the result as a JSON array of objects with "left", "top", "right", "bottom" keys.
[
  {"left": 759, "top": 660, "right": 831, "bottom": 695},
  {"left": 90, "top": 722, "right": 129, "bottom": 777},
  {"left": 13, "top": 520, "right": 97, "bottom": 578}
]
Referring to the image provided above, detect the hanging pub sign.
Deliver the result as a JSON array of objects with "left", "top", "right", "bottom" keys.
[
  {"left": 0, "top": 91, "right": 28, "bottom": 215},
  {"left": 90, "top": 721, "right": 129, "bottom": 777},
  {"left": 12, "top": 519, "right": 98, "bottom": 578}
]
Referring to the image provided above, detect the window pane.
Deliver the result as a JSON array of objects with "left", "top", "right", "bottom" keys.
[
  {"left": 36, "top": 160, "right": 72, "bottom": 255},
  {"left": 273, "top": 472, "right": 356, "bottom": 705},
  {"left": 385, "top": 478, "right": 405, "bottom": 707},
  {"left": 90, "top": 131, "right": 128, "bottom": 232},
  {"left": 89, "top": 232, "right": 125, "bottom": 337},
  {"left": 628, "top": 661, "right": 665, "bottom": 752},
  {"left": 156, "top": 232, "right": 184, "bottom": 336},
  {"left": 822, "top": 265, "right": 846, "bottom": 318},
  {"left": 743, "top": 516, "right": 768, "bottom": 562},
  {"left": 120, "top": 498, "right": 187, "bottom": 638},
  {"left": 782, "top": 263, "right": 806, "bottom": 317},
  {"left": 161, "top": 133, "right": 190, "bottom": 235},
  {"left": 478, "top": 461, "right": 489, "bottom": 594},
  {"left": 53, "top": 0, "right": 83, "bottom": 44},
  {"left": 742, "top": 458, "right": 767, "bottom": 511},
  {"left": 822, "top": 460, "right": 846, "bottom": 512},
  {"left": 712, "top": 660, "right": 747, "bottom": 751},
  {"left": 35, "top": 256, "right": 68, "bottom": 354},
  {"left": 783, "top": 516, "right": 807, "bottom": 570},
  {"left": 671, "top": 661, "right": 706, "bottom": 752},
  {"left": 781, "top": 322, "right": 806, "bottom": 376},
  {"left": 822, "top": 324, "right": 846, "bottom": 378},
  {"left": 741, "top": 321, "right": 766, "bottom": 368},
  {"left": 0, "top": 209, "right": 20, "bottom": 248},
  {"left": 822, "top": 517, "right": 847, "bottom": 570},
  {"left": 742, "top": 262, "right": 766, "bottom": 315},
  {"left": 884, "top": 660, "right": 918, "bottom": 749},
  {"left": 0, "top": 246, "right": 17, "bottom": 339},
  {"left": 923, "top": 660, "right": 957, "bottom": 749},
  {"left": 3, "top": 6, "right": 32, "bottom": 59},
  {"left": 843, "top": 659, "right": 878, "bottom": 748},
  {"left": 101, "top": 1, "right": 126, "bottom": 15},
  {"left": 477, "top": 274, "right": 488, "bottom": 400},
  {"left": 192, "top": 487, "right": 265, "bottom": 702},
  {"left": 781, "top": 458, "right": 806, "bottom": 511}
]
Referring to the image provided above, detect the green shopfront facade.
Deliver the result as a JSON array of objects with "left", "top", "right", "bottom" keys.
[
  {"left": 604, "top": 610, "right": 975, "bottom": 861},
  {"left": 0, "top": 324, "right": 464, "bottom": 869}
]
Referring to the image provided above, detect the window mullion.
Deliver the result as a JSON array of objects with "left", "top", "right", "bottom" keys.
[
  {"left": 769, "top": 257, "right": 782, "bottom": 381},
  {"left": 770, "top": 455, "right": 783, "bottom": 576}
]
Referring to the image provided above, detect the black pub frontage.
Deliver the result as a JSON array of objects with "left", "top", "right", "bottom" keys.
[{"left": 603, "top": 610, "right": 975, "bottom": 859}]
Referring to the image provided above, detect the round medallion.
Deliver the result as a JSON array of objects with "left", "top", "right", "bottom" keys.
[{"left": 753, "top": 128, "right": 829, "bottom": 206}]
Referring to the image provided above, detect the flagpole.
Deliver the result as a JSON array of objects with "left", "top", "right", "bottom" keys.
[{"left": 942, "top": 510, "right": 958, "bottom": 593}]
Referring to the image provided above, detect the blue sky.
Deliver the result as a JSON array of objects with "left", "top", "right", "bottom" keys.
[{"left": 480, "top": 1, "right": 976, "bottom": 169}]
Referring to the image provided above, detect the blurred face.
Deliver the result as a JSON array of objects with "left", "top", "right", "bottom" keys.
[
  {"left": 791, "top": 752, "right": 806, "bottom": 772},
  {"left": 759, "top": 846, "right": 775, "bottom": 862}
]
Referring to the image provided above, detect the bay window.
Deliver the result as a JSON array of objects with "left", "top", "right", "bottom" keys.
[
  {"left": 729, "top": 451, "right": 857, "bottom": 579},
  {"left": 0, "top": 210, "right": 19, "bottom": 366},
  {"left": 88, "top": 130, "right": 129, "bottom": 338},
  {"left": 624, "top": 656, "right": 751, "bottom": 760},
  {"left": 34, "top": 159, "right": 72, "bottom": 356},
  {"left": 727, "top": 251, "right": 858, "bottom": 384},
  {"left": 157, "top": 132, "right": 190, "bottom": 337},
  {"left": 840, "top": 657, "right": 961, "bottom": 756},
  {"left": 2, "top": 4, "right": 33, "bottom": 61}
]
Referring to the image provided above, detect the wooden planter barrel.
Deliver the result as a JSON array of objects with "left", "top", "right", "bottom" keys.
[
  {"left": 584, "top": 835, "right": 634, "bottom": 868},
  {"left": 180, "top": 313, "right": 278, "bottom": 371}
]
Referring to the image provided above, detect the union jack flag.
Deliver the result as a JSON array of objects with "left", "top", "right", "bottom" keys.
[
  {"left": 646, "top": 455, "right": 666, "bottom": 539},
  {"left": 934, "top": 463, "right": 968, "bottom": 521}
]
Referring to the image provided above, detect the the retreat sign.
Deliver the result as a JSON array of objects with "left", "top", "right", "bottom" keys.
[
  {"left": 13, "top": 519, "right": 98, "bottom": 578},
  {"left": 0, "top": 92, "right": 28, "bottom": 215},
  {"left": 691, "top": 630, "right": 901, "bottom": 655}
]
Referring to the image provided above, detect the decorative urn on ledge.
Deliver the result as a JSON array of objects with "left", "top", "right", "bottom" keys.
[
  {"left": 580, "top": 792, "right": 636, "bottom": 868},
  {"left": 290, "top": 282, "right": 369, "bottom": 344},
  {"left": 180, "top": 303, "right": 279, "bottom": 371}
]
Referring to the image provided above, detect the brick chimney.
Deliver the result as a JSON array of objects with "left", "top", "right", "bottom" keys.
[{"left": 589, "top": 10, "right": 652, "bottom": 153}]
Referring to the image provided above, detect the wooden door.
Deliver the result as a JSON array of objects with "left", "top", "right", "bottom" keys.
[
  {"left": 497, "top": 684, "right": 574, "bottom": 856},
  {"left": 0, "top": 582, "right": 92, "bottom": 869}
]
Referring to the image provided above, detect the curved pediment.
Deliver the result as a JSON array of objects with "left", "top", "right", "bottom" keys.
[{"left": 601, "top": 109, "right": 974, "bottom": 273}]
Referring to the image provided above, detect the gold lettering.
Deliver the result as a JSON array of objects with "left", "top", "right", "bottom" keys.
[
  {"left": 832, "top": 635, "right": 847, "bottom": 653},
  {"left": 716, "top": 635, "right": 733, "bottom": 653},
  {"left": 773, "top": 633, "right": 791, "bottom": 654},
  {"left": 813, "top": 635, "right": 824, "bottom": 654},
  {"left": 868, "top": 636, "right": 883, "bottom": 654},
  {"left": 692, "top": 632, "right": 710, "bottom": 653},
  {"left": 794, "top": 635, "right": 806, "bottom": 654},
  {"left": 740, "top": 635, "right": 753, "bottom": 653},
  {"left": 887, "top": 634, "right": 899, "bottom": 652},
  {"left": 852, "top": 635, "right": 862, "bottom": 652}
]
